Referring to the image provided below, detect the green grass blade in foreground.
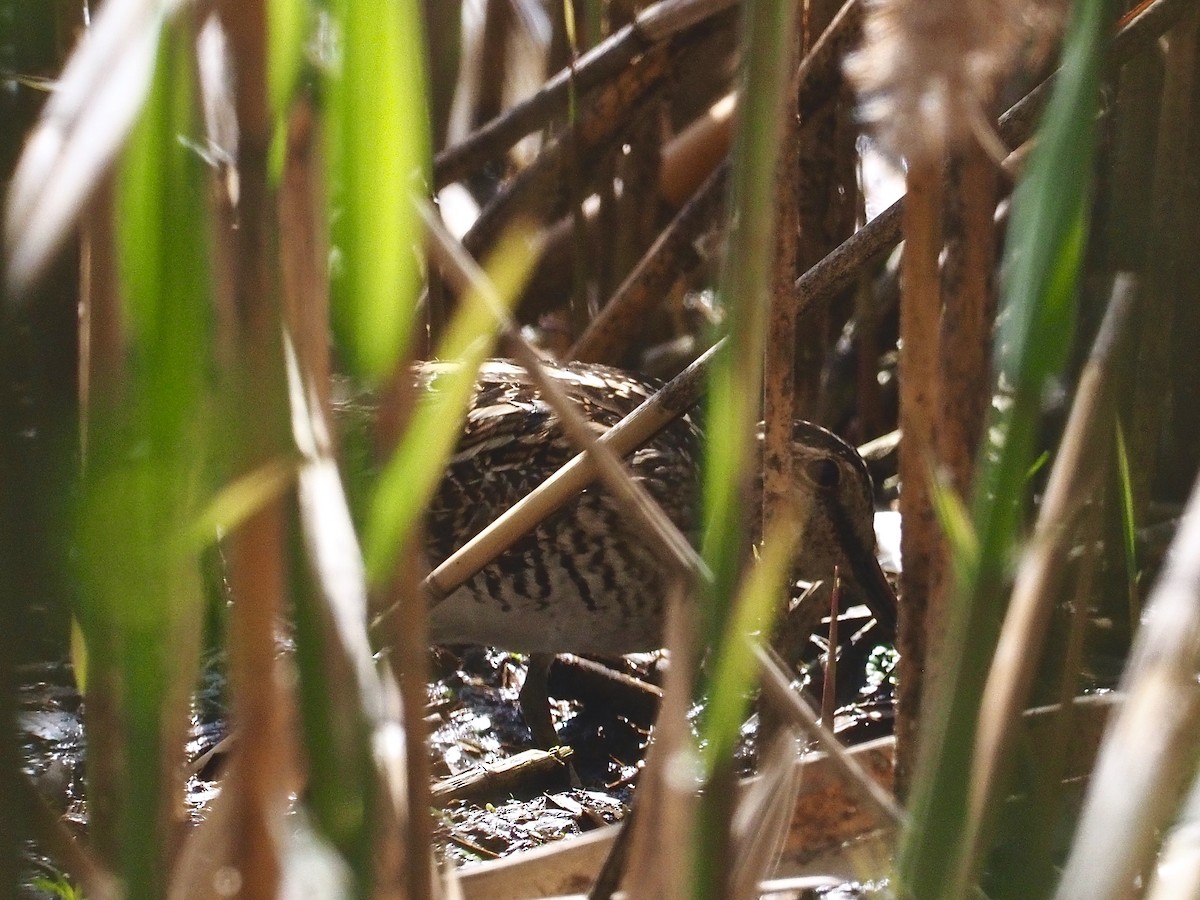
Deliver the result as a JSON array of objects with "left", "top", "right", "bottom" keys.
[
  {"left": 929, "top": 468, "right": 979, "bottom": 592},
  {"left": 363, "top": 226, "right": 539, "bottom": 587},
  {"left": 266, "top": 0, "right": 310, "bottom": 179},
  {"left": 77, "top": 18, "right": 213, "bottom": 896},
  {"left": 267, "top": 0, "right": 309, "bottom": 118},
  {"left": 326, "top": 0, "right": 429, "bottom": 379},
  {"left": 700, "top": 0, "right": 797, "bottom": 645},
  {"left": 188, "top": 458, "right": 296, "bottom": 547},
  {"left": 897, "top": 2, "right": 1114, "bottom": 897},
  {"left": 700, "top": 518, "right": 799, "bottom": 773},
  {"left": 696, "top": 2, "right": 798, "bottom": 898}
]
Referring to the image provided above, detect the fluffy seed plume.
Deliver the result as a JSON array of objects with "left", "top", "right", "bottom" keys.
[{"left": 846, "top": 0, "right": 1066, "bottom": 164}]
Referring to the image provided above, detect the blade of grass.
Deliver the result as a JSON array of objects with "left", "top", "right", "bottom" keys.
[
  {"left": 3, "top": 0, "right": 174, "bottom": 297},
  {"left": 326, "top": 0, "right": 430, "bottom": 379},
  {"left": 363, "top": 224, "right": 540, "bottom": 586},
  {"left": 1114, "top": 419, "right": 1140, "bottom": 623},
  {"left": 267, "top": 0, "right": 309, "bottom": 118},
  {"left": 77, "top": 16, "right": 212, "bottom": 894},
  {"left": 695, "top": 3, "right": 798, "bottom": 896},
  {"left": 896, "top": 1, "right": 1115, "bottom": 896},
  {"left": 701, "top": 517, "right": 800, "bottom": 772}
]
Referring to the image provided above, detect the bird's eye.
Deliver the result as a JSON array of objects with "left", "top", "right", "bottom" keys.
[{"left": 806, "top": 458, "right": 841, "bottom": 489}]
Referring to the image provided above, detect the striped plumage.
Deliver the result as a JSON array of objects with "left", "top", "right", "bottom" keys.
[{"left": 418, "top": 359, "right": 886, "bottom": 657}]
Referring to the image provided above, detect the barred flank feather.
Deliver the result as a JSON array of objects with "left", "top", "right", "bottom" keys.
[{"left": 846, "top": 0, "right": 1066, "bottom": 163}]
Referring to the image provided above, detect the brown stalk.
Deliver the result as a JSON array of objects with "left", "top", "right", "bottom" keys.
[
  {"left": 937, "top": 138, "right": 996, "bottom": 511},
  {"left": 762, "top": 32, "right": 801, "bottom": 538},
  {"left": 1125, "top": 8, "right": 1197, "bottom": 519},
  {"left": 923, "top": 133, "right": 998, "bottom": 795},
  {"left": 278, "top": 99, "right": 332, "bottom": 420},
  {"left": 793, "top": 0, "right": 859, "bottom": 417},
  {"left": 216, "top": 0, "right": 290, "bottom": 893},
  {"left": 892, "top": 156, "right": 944, "bottom": 797}
]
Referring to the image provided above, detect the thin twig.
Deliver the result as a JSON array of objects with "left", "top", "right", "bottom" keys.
[{"left": 821, "top": 574, "right": 841, "bottom": 727}]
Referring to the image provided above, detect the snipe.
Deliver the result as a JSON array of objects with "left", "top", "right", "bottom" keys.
[{"left": 415, "top": 359, "right": 894, "bottom": 743}]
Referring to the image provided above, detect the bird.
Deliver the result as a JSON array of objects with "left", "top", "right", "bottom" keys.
[{"left": 412, "top": 359, "right": 895, "bottom": 744}]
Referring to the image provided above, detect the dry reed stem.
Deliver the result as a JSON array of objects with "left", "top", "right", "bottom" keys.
[
  {"left": 1127, "top": 9, "right": 1198, "bottom": 519},
  {"left": 278, "top": 100, "right": 332, "bottom": 421},
  {"left": 217, "top": 0, "right": 290, "bottom": 891},
  {"left": 936, "top": 140, "right": 996, "bottom": 506},
  {"left": 762, "top": 28, "right": 801, "bottom": 539},
  {"left": 893, "top": 157, "right": 944, "bottom": 796}
]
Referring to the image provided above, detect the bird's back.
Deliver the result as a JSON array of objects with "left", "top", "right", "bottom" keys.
[{"left": 423, "top": 360, "right": 703, "bottom": 655}]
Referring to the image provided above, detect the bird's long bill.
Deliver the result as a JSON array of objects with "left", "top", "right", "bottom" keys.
[{"left": 827, "top": 500, "right": 899, "bottom": 636}]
